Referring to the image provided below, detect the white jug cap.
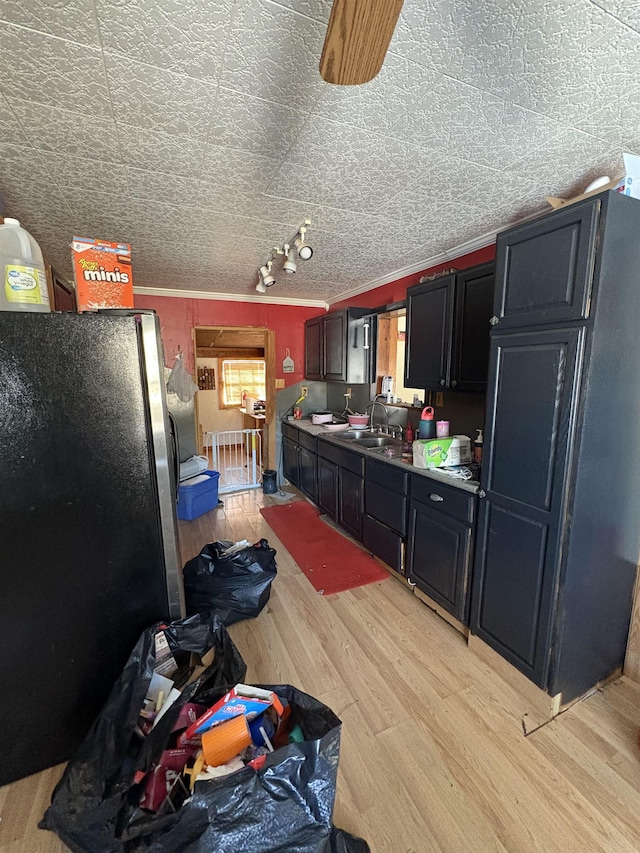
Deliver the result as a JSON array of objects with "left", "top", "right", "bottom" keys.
[{"left": 2, "top": 217, "right": 20, "bottom": 226}]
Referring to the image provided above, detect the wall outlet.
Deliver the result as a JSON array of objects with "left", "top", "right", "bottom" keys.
[
  {"left": 301, "top": 386, "right": 308, "bottom": 396},
  {"left": 435, "top": 392, "right": 444, "bottom": 407},
  {"left": 346, "top": 387, "right": 352, "bottom": 398},
  {"left": 275, "top": 378, "right": 285, "bottom": 389}
]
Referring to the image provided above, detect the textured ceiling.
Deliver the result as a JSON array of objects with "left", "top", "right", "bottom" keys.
[{"left": 0, "top": 0, "right": 637, "bottom": 304}]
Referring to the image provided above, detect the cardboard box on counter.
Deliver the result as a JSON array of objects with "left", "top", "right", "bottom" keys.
[
  {"left": 413, "top": 436, "right": 471, "bottom": 469},
  {"left": 546, "top": 153, "right": 640, "bottom": 210}
]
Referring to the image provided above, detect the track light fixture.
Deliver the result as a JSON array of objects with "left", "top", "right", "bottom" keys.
[
  {"left": 259, "top": 261, "right": 276, "bottom": 287},
  {"left": 254, "top": 219, "right": 313, "bottom": 293},
  {"left": 283, "top": 244, "right": 297, "bottom": 274},
  {"left": 292, "top": 221, "right": 313, "bottom": 260}
]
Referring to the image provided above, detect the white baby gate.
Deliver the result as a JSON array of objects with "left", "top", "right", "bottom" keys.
[{"left": 204, "top": 429, "right": 263, "bottom": 494}]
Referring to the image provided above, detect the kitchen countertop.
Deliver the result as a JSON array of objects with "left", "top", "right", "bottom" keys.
[{"left": 283, "top": 418, "right": 480, "bottom": 494}]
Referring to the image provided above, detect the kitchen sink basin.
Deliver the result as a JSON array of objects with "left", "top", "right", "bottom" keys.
[
  {"left": 335, "top": 429, "right": 369, "bottom": 440},
  {"left": 334, "top": 430, "right": 403, "bottom": 448},
  {"left": 351, "top": 435, "right": 403, "bottom": 448}
]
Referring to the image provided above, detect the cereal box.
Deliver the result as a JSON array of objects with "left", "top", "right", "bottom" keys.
[{"left": 72, "top": 236, "right": 133, "bottom": 312}]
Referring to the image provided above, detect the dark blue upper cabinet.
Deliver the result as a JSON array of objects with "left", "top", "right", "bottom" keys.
[
  {"left": 492, "top": 200, "right": 600, "bottom": 330},
  {"left": 405, "top": 274, "right": 455, "bottom": 390},
  {"left": 452, "top": 262, "right": 495, "bottom": 391},
  {"left": 405, "top": 263, "right": 495, "bottom": 392}
]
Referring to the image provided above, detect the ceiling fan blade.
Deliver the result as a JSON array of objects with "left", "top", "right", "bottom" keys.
[{"left": 320, "top": 0, "right": 404, "bottom": 86}]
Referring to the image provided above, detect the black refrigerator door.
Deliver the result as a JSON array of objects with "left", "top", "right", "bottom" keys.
[{"left": 0, "top": 312, "right": 176, "bottom": 785}]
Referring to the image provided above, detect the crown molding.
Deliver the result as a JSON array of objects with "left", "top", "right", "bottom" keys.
[
  {"left": 133, "top": 286, "right": 328, "bottom": 309},
  {"left": 327, "top": 229, "right": 498, "bottom": 305}
]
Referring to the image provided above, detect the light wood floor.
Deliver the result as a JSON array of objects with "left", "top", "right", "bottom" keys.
[{"left": 3, "top": 488, "right": 640, "bottom": 852}]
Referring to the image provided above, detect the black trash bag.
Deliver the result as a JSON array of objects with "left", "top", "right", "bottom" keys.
[
  {"left": 325, "top": 828, "right": 371, "bottom": 853},
  {"left": 183, "top": 538, "right": 277, "bottom": 625},
  {"left": 41, "top": 635, "right": 370, "bottom": 853},
  {"left": 106, "top": 685, "right": 368, "bottom": 853},
  {"left": 40, "top": 611, "right": 246, "bottom": 853}
]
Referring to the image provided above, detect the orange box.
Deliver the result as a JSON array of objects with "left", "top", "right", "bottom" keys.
[
  {"left": 71, "top": 236, "right": 133, "bottom": 312},
  {"left": 201, "top": 715, "right": 251, "bottom": 767}
]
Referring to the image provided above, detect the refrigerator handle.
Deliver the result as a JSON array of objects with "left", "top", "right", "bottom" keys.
[{"left": 168, "top": 411, "right": 180, "bottom": 496}]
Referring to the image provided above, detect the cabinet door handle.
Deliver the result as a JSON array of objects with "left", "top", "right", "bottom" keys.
[
  {"left": 364, "top": 322, "right": 370, "bottom": 349},
  {"left": 479, "top": 489, "right": 486, "bottom": 498},
  {"left": 440, "top": 378, "right": 446, "bottom": 386},
  {"left": 490, "top": 315, "right": 499, "bottom": 326},
  {"left": 429, "top": 493, "right": 444, "bottom": 502},
  {"left": 451, "top": 380, "right": 457, "bottom": 387}
]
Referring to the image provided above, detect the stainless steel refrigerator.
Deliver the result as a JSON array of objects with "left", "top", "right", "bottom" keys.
[{"left": 0, "top": 309, "right": 184, "bottom": 786}]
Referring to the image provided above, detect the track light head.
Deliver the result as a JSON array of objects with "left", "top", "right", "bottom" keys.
[
  {"left": 293, "top": 235, "right": 313, "bottom": 261},
  {"left": 283, "top": 244, "right": 297, "bottom": 274},
  {"left": 258, "top": 262, "right": 275, "bottom": 288},
  {"left": 256, "top": 278, "right": 267, "bottom": 293}
]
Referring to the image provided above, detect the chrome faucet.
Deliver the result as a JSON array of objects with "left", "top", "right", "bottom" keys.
[{"left": 366, "top": 397, "right": 389, "bottom": 433}]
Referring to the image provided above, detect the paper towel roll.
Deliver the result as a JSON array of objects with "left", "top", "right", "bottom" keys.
[{"left": 179, "top": 455, "right": 208, "bottom": 481}]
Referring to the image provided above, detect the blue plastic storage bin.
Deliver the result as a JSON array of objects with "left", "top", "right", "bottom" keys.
[{"left": 177, "top": 470, "right": 220, "bottom": 521}]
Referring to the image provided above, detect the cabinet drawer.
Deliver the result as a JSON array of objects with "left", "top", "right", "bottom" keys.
[
  {"left": 282, "top": 422, "right": 299, "bottom": 443},
  {"left": 318, "top": 440, "right": 363, "bottom": 475},
  {"left": 410, "top": 476, "right": 475, "bottom": 524},
  {"left": 298, "top": 431, "right": 317, "bottom": 452},
  {"left": 363, "top": 515, "right": 403, "bottom": 574},
  {"left": 365, "top": 458, "right": 408, "bottom": 494},
  {"left": 365, "top": 481, "right": 406, "bottom": 535}
]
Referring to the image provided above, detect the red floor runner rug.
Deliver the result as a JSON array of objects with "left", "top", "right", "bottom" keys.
[{"left": 260, "top": 501, "right": 389, "bottom": 595}]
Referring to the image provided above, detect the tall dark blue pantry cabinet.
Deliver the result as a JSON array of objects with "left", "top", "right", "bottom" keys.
[{"left": 471, "top": 190, "right": 640, "bottom": 703}]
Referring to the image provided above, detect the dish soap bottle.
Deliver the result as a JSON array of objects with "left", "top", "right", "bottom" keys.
[
  {"left": 474, "top": 429, "right": 483, "bottom": 464},
  {"left": 403, "top": 422, "right": 414, "bottom": 457},
  {"left": 0, "top": 218, "right": 50, "bottom": 312}
]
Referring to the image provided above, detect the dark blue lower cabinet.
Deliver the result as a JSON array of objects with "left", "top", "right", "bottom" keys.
[
  {"left": 363, "top": 514, "right": 403, "bottom": 573},
  {"left": 317, "top": 456, "right": 338, "bottom": 520},
  {"left": 282, "top": 436, "right": 299, "bottom": 487},
  {"left": 298, "top": 446, "right": 317, "bottom": 503},
  {"left": 338, "top": 467, "right": 363, "bottom": 541},
  {"left": 406, "top": 498, "right": 474, "bottom": 625}
]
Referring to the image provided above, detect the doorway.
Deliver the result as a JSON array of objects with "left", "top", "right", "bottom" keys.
[{"left": 193, "top": 325, "right": 276, "bottom": 487}]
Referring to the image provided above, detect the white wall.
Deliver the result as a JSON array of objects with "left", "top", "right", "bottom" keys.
[{"left": 196, "top": 358, "right": 243, "bottom": 443}]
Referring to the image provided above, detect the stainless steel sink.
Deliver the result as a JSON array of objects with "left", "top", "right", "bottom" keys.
[
  {"left": 354, "top": 436, "right": 403, "bottom": 448},
  {"left": 336, "top": 429, "right": 370, "bottom": 440},
  {"left": 334, "top": 430, "right": 403, "bottom": 448}
]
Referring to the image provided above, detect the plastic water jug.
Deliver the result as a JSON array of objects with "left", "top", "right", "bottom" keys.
[
  {"left": 418, "top": 406, "right": 436, "bottom": 439},
  {"left": 0, "top": 218, "right": 50, "bottom": 312}
]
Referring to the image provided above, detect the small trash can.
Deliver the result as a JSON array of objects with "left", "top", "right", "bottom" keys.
[{"left": 262, "top": 470, "right": 277, "bottom": 494}]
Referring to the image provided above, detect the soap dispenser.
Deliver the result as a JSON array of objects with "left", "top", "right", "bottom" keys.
[{"left": 474, "top": 429, "right": 483, "bottom": 464}]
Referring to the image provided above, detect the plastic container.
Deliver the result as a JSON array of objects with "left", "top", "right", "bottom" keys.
[
  {"left": 347, "top": 413, "right": 369, "bottom": 427},
  {"left": 0, "top": 218, "right": 50, "bottom": 312},
  {"left": 177, "top": 470, "right": 220, "bottom": 520},
  {"left": 262, "top": 470, "right": 278, "bottom": 494},
  {"left": 436, "top": 420, "right": 449, "bottom": 438},
  {"left": 418, "top": 406, "right": 435, "bottom": 439}
]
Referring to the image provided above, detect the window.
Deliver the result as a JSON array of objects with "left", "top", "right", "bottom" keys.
[{"left": 220, "top": 359, "right": 266, "bottom": 408}]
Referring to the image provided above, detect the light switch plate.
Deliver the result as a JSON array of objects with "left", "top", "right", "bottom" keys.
[{"left": 275, "top": 378, "right": 285, "bottom": 389}]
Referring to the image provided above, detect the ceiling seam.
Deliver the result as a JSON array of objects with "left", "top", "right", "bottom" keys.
[{"left": 589, "top": 1, "right": 640, "bottom": 34}]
